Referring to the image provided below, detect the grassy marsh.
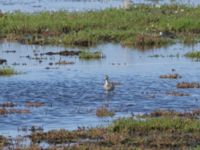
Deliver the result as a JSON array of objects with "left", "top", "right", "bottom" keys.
[
  {"left": 27, "top": 110, "right": 200, "bottom": 149},
  {"left": 1, "top": 5, "right": 200, "bottom": 48}
]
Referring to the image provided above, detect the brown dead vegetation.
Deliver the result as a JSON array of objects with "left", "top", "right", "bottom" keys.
[
  {"left": 160, "top": 74, "right": 181, "bottom": 79},
  {"left": 25, "top": 101, "right": 45, "bottom": 107},
  {"left": 177, "top": 82, "right": 200, "bottom": 88},
  {"left": 96, "top": 106, "right": 115, "bottom": 117},
  {"left": 0, "top": 108, "right": 30, "bottom": 115}
]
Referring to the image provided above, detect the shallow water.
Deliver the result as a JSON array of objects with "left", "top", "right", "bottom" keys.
[
  {"left": 1, "top": 41, "right": 200, "bottom": 136},
  {"left": 0, "top": 0, "right": 198, "bottom": 13}
]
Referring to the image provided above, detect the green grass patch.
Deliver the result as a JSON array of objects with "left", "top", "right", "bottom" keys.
[
  {"left": 0, "top": 67, "right": 17, "bottom": 76},
  {"left": 185, "top": 51, "right": 200, "bottom": 59},
  {"left": 111, "top": 117, "right": 200, "bottom": 133},
  {"left": 194, "top": 146, "right": 200, "bottom": 150},
  {"left": 79, "top": 51, "right": 103, "bottom": 60}
]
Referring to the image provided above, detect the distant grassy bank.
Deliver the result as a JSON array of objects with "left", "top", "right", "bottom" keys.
[{"left": 1, "top": 4, "right": 200, "bottom": 49}]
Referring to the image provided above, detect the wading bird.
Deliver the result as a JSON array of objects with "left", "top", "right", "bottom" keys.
[{"left": 104, "top": 75, "right": 115, "bottom": 91}]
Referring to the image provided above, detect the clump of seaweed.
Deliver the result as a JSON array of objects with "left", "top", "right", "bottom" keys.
[{"left": 96, "top": 106, "right": 115, "bottom": 117}]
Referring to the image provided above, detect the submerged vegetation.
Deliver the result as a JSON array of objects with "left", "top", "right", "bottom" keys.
[
  {"left": 1, "top": 5, "right": 200, "bottom": 48},
  {"left": 0, "top": 67, "right": 17, "bottom": 76}
]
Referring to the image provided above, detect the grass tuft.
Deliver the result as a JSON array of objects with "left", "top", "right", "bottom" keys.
[
  {"left": 96, "top": 106, "right": 115, "bottom": 117},
  {"left": 79, "top": 51, "right": 103, "bottom": 60},
  {"left": 185, "top": 51, "right": 200, "bottom": 59},
  {"left": 0, "top": 67, "right": 17, "bottom": 76}
]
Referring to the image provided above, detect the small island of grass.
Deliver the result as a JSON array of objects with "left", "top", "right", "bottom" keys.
[
  {"left": 96, "top": 106, "right": 115, "bottom": 117},
  {"left": 79, "top": 51, "right": 103, "bottom": 60}
]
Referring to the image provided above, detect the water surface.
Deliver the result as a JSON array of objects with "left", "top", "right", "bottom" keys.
[
  {"left": 1, "top": 41, "right": 200, "bottom": 136},
  {"left": 0, "top": 0, "right": 198, "bottom": 13}
]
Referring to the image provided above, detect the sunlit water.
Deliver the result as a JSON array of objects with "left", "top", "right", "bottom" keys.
[
  {"left": 1, "top": 41, "right": 200, "bottom": 136},
  {"left": 0, "top": 0, "right": 198, "bottom": 13}
]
